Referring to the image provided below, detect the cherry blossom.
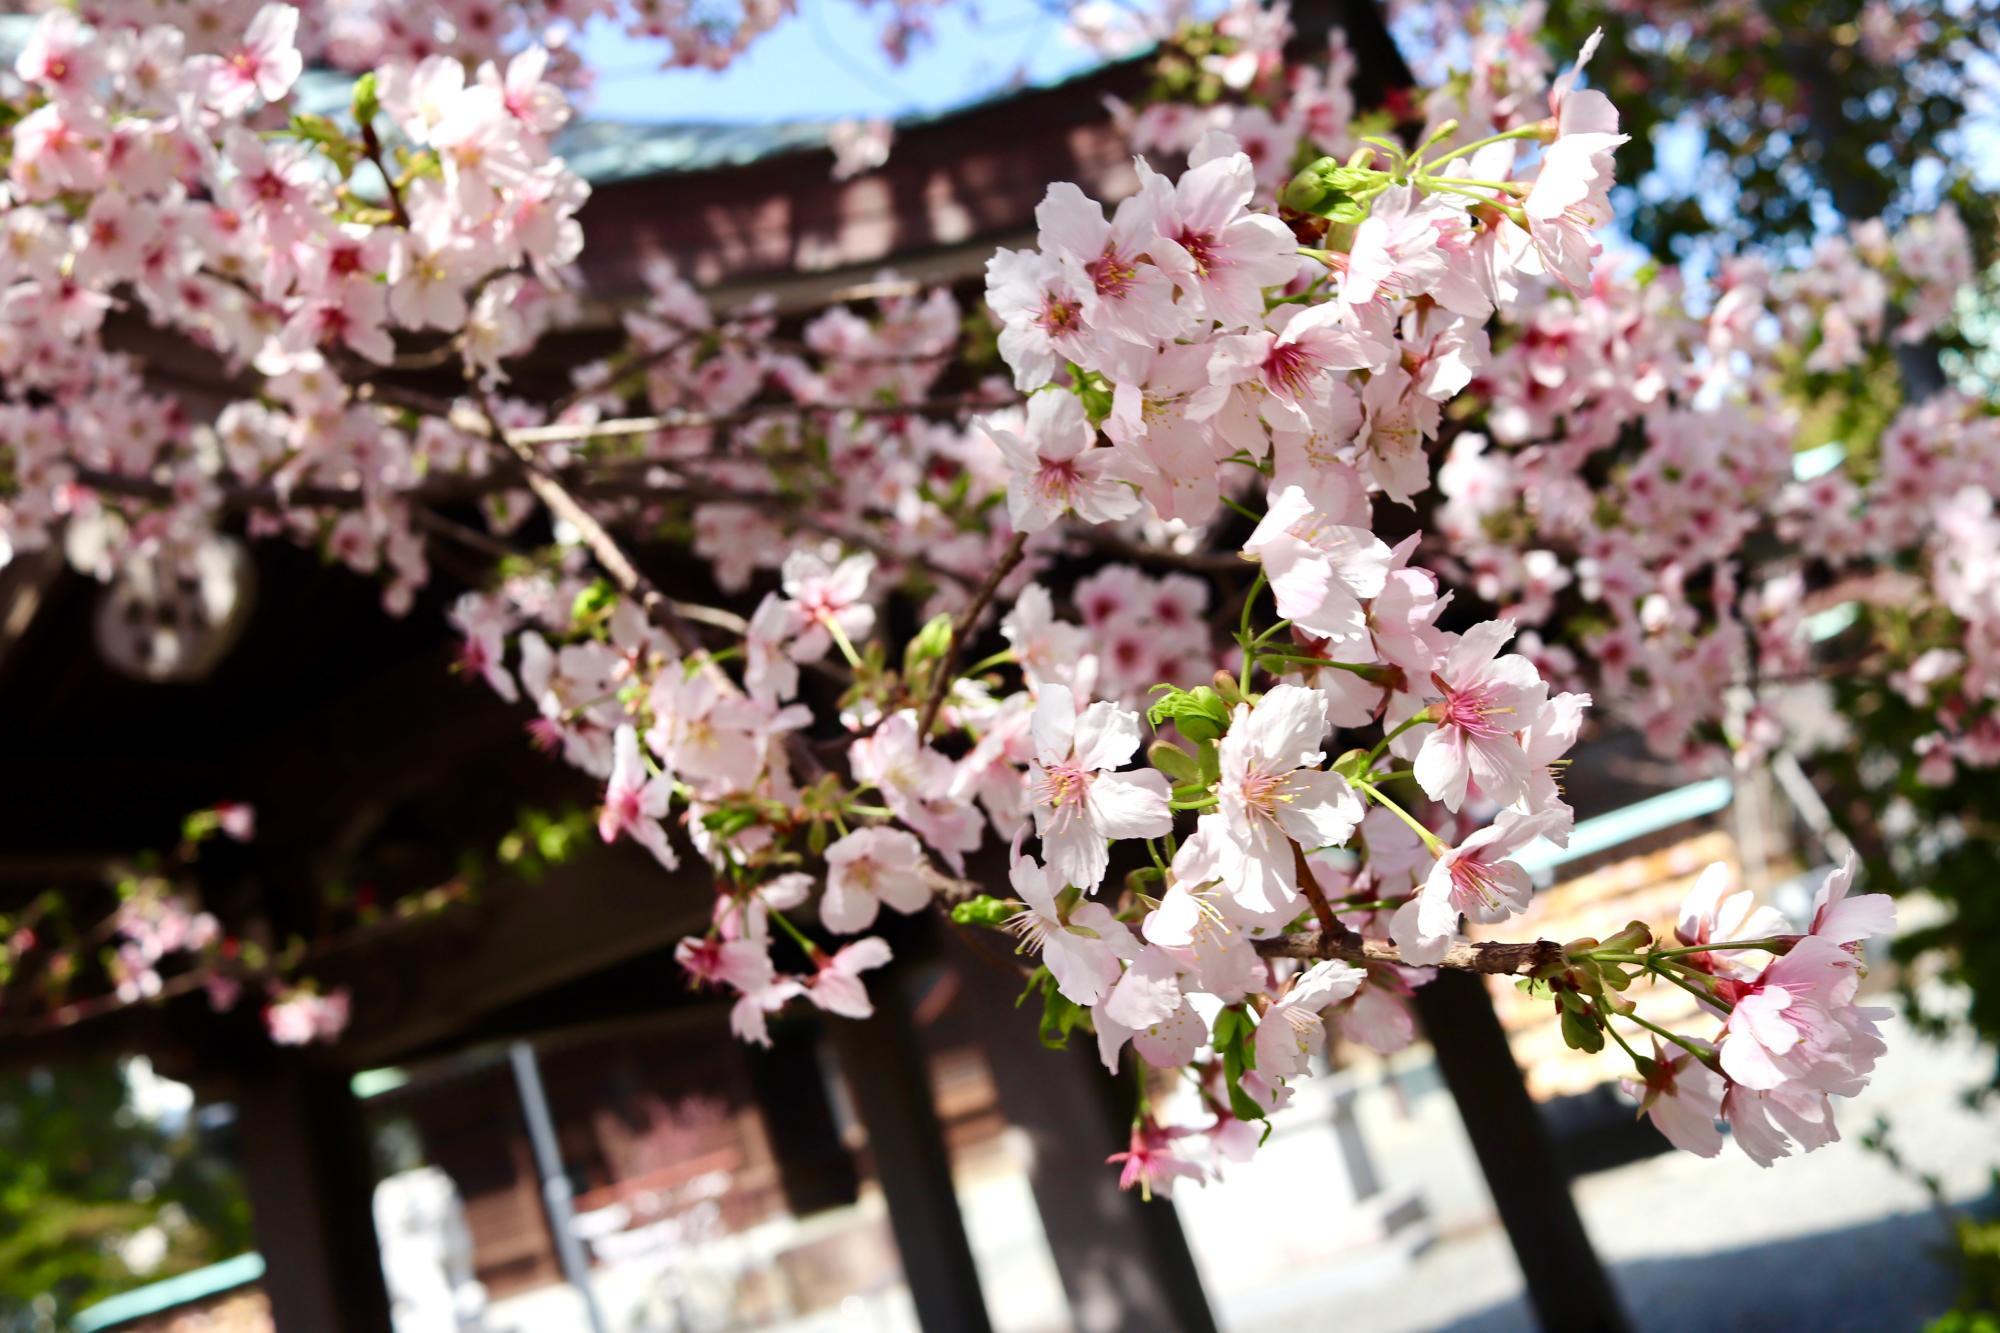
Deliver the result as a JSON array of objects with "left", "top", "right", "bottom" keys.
[
  {"left": 1, "top": 0, "right": 1927, "bottom": 1190},
  {"left": 599, "top": 725, "right": 678, "bottom": 871},
  {"left": 1244, "top": 482, "right": 1393, "bottom": 646},
  {"left": 1007, "top": 849, "right": 1133, "bottom": 1006},
  {"left": 1622, "top": 1042, "right": 1725, "bottom": 1158},
  {"left": 1414, "top": 807, "right": 1563, "bottom": 945},
  {"left": 1254, "top": 959, "right": 1365, "bottom": 1081},
  {"left": 191, "top": 4, "right": 305, "bottom": 115},
  {"left": 821, "top": 827, "right": 933, "bottom": 933},
  {"left": 806, "top": 938, "right": 895, "bottom": 1018},
  {"left": 1028, "top": 684, "right": 1173, "bottom": 892},
  {"left": 1209, "top": 684, "right": 1364, "bottom": 915},
  {"left": 983, "top": 392, "right": 1140, "bottom": 533},
  {"left": 1405, "top": 620, "right": 1550, "bottom": 811}
]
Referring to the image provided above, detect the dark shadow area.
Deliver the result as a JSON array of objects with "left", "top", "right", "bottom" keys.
[{"left": 1443, "top": 1195, "right": 1996, "bottom": 1333}]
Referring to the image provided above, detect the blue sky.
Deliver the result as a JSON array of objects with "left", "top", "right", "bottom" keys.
[{"left": 574, "top": 0, "right": 1118, "bottom": 124}]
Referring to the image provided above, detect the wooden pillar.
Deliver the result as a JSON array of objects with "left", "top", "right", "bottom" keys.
[
  {"left": 233, "top": 1056, "right": 394, "bottom": 1333},
  {"left": 1413, "top": 970, "right": 1630, "bottom": 1333},
  {"left": 826, "top": 963, "right": 994, "bottom": 1333},
  {"left": 954, "top": 938, "right": 1219, "bottom": 1333},
  {"left": 744, "top": 1024, "right": 862, "bottom": 1217}
]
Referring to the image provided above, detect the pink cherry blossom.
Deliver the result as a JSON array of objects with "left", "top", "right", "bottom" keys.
[
  {"left": 1244, "top": 482, "right": 1393, "bottom": 646},
  {"left": 1139, "top": 141, "right": 1299, "bottom": 329},
  {"left": 982, "top": 392, "right": 1139, "bottom": 532},
  {"left": 1007, "top": 849, "right": 1134, "bottom": 1005},
  {"left": 1406, "top": 620, "right": 1550, "bottom": 811},
  {"left": 821, "top": 827, "right": 933, "bottom": 933},
  {"left": 1210, "top": 684, "right": 1364, "bottom": 915},
  {"left": 1622, "top": 1042, "right": 1725, "bottom": 1158},
  {"left": 599, "top": 725, "right": 678, "bottom": 871},
  {"left": 1028, "top": 683, "right": 1173, "bottom": 892},
  {"left": 806, "top": 938, "right": 895, "bottom": 1018},
  {"left": 1107, "top": 1120, "right": 1207, "bottom": 1198},
  {"left": 1254, "top": 959, "right": 1365, "bottom": 1080},
  {"left": 1034, "top": 181, "right": 1185, "bottom": 346},
  {"left": 1414, "top": 807, "right": 1563, "bottom": 945},
  {"left": 1522, "top": 34, "right": 1629, "bottom": 290},
  {"left": 191, "top": 4, "right": 304, "bottom": 115},
  {"left": 1805, "top": 854, "right": 1896, "bottom": 948},
  {"left": 1716, "top": 937, "right": 1889, "bottom": 1095}
]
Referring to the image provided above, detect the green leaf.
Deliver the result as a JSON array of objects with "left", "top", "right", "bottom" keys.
[
  {"left": 1227, "top": 1079, "right": 1266, "bottom": 1124},
  {"left": 1147, "top": 739, "right": 1201, "bottom": 785},
  {"left": 288, "top": 112, "right": 362, "bottom": 177},
  {"left": 1198, "top": 739, "right": 1222, "bottom": 786},
  {"left": 1038, "top": 983, "right": 1087, "bottom": 1050},
  {"left": 950, "top": 895, "right": 1018, "bottom": 929},
  {"left": 1067, "top": 364, "right": 1115, "bottom": 425},
  {"left": 903, "top": 612, "right": 954, "bottom": 677},
  {"left": 1147, "top": 685, "right": 1231, "bottom": 744},
  {"left": 1559, "top": 1006, "right": 1605, "bottom": 1054},
  {"left": 700, "top": 807, "right": 759, "bottom": 838},
  {"left": 351, "top": 71, "right": 380, "bottom": 127},
  {"left": 571, "top": 578, "right": 616, "bottom": 630}
]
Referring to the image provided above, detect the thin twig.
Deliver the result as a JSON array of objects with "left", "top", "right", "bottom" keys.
[
  {"left": 915, "top": 532, "right": 1029, "bottom": 739},
  {"left": 1062, "top": 525, "right": 1248, "bottom": 573},
  {"left": 1254, "top": 931, "right": 1563, "bottom": 974},
  {"left": 508, "top": 394, "right": 1011, "bottom": 447},
  {"left": 359, "top": 123, "right": 410, "bottom": 228},
  {"left": 1293, "top": 842, "right": 1361, "bottom": 949}
]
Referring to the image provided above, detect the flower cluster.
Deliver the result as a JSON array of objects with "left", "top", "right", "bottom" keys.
[
  {"left": 1, "top": 5, "right": 588, "bottom": 617},
  {"left": 34, "top": 0, "right": 952, "bottom": 83},
  {"left": 0, "top": 0, "right": 1927, "bottom": 1191},
  {"left": 1616, "top": 859, "right": 1896, "bottom": 1168},
  {"left": 1431, "top": 203, "right": 1990, "bottom": 775}
]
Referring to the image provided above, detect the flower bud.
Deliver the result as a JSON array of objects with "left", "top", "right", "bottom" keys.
[{"left": 951, "top": 895, "right": 1019, "bottom": 929}]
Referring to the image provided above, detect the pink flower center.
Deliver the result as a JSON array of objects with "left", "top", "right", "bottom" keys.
[
  {"left": 1036, "top": 759, "right": 1093, "bottom": 810},
  {"left": 1447, "top": 853, "right": 1508, "bottom": 913},
  {"left": 1088, "top": 246, "right": 1138, "bottom": 299},
  {"left": 1176, "top": 227, "right": 1219, "bottom": 278},
  {"left": 1432, "top": 672, "right": 1514, "bottom": 739},
  {"left": 1236, "top": 766, "right": 1286, "bottom": 818},
  {"left": 679, "top": 938, "right": 730, "bottom": 985},
  {"left": 1262, "top": 339, "right": 1319, "bottom": 399},
  {"left": 459, "top": 636, "right": 491, "bottom": 677},
  {"left": 250, "top": 169, "right": 289, "bottom": 203},
  {"left": 1037, "top": 293, "right": 1082, "bottom": 336},
  {"left": 1034, "top": 455, "right": 1082, "bottom": 504}
]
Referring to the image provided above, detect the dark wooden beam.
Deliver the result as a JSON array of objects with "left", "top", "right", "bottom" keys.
[
  {"left": 949, "top": 933, "right": 1218, "bottom": 1333},
  {"left": 825, "top": 957, "right": 994, "bottom": 1333},
  {"left": 231, "top": 1055, "right": 395, "bottom": 1333},
  {"left": 322, "top": 849, "right": 714, "bottom": 1069},
  {"left": 574, "top": 57, "right": 1152, "bottom": 299},
  {"left": 744, "top": 1021, "right": 862, "bottom": 1217},
  {"left": 1412, "top": 970, "right": 1630, "bottom": 1333}
]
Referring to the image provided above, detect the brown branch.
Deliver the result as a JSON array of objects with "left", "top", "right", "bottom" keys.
[
  {"left": 359, "top": 123, "right": 410, "bottom": 228},
  {"left": 410, "top": 506, "right": 515, "bottom": 562},
  {"left": 467, "top": 388, "right": 704, "bottom": 654},
  {"left": 0, "top": 876, "right": 481, "bottom": 1043},
  {"left": 1293, "top": 841, "right": 1361, "bottom": 949},
  {"left": 507, "top": 393, "right": 1012, "bottom": 447},
  {"left": 553, "top": 336, "right": 699, "bottom": 417},
  {"left": 915, "top": 531, "right": 1029, "bottom": 739},
  {"left": 1062, "top": 525, "right": 1249, "bottom": 573},
  {"left": 1254, "top": 931, "right": 1563, "bottom": 975}
]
